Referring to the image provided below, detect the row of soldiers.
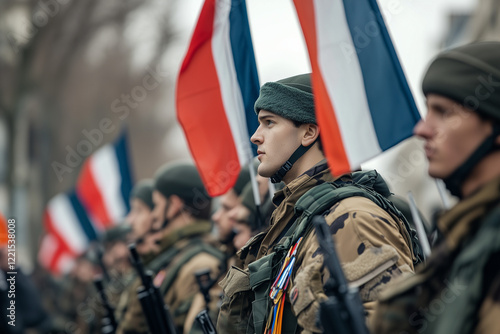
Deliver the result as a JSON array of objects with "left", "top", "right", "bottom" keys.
[{"left": 49, "top": 40, "right": 499, "bottom": 334}]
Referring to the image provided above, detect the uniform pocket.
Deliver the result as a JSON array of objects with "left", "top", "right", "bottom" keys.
[
  {"left": 220, "top": 265, "right": 251, "bottom": 297},
  {"left": 217, "top": 266, "right": 253, "bottom": 334}
]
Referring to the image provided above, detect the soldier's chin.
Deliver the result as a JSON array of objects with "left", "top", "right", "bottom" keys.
[
  {"left": 428, "top": 166, "right": 450, "bottom": 180},
  {"left": 257, "top": 164, "right": 274, "bottom": 178}
]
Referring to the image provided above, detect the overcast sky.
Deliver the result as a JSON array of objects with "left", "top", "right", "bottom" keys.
[
  {"left": 169, "top": 0, "right": 479, "bottom": 218},
  {"left": 175, "top": 0, "right": 478, "bottom": 113}
]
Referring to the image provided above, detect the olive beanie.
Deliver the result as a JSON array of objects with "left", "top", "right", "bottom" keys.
[
  {"left": 153, "top": 161, "right": 210, "bottom": 203},
  {"left": 422, "top": 41, "right": 500, "bottom": 121},
  {"left": 130, "top": 179, "right": 155, "bottom": 210},
  {"left": 254, "top": 73, "right": 316, "bottom": 124}
]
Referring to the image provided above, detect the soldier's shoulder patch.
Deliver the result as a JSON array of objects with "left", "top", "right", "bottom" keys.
[
  {"left": 153, "top": 269, "right": 166, "bottom": 287},
  {"left": 290, "top": 286, "right": 299, "bottom": 305}
]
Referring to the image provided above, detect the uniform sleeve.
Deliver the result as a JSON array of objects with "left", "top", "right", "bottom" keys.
[
  {"left": 164, "top": 252, "right": 223, "bottom": 331},
  {"left": 115, "top": 281, "right": 151, "bottom": 334},
  {"left": 288, "top": 197, "right": 415, "bottom": 333},
  {"left": 474, "top": 272, "right": 500, "bottom": 334}
]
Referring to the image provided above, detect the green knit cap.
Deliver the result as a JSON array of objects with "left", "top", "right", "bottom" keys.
[
  {"left": 130, "top": 179, "right": 155, "bottom": 210},
  {"left": 153, "top": 161, "right": 210, "bottom": 203},
  {"left": 254, "top": 73, "right": 316, "bottom": 124},
  {"left": 422, "top": 41, "right": 500, "bottom": 121}
]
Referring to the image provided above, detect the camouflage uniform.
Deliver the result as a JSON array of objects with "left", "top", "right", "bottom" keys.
[
  {"left": 217, "top": 162, "right": 415, "bottom": 334},
  {"left": 115, "top": 252, "right": 157, "bottom": 334},
  {"left": 158, "top": 221, "right": 224, "bottom": 332},
  {"left": 370, "top": 176, "right": 500, "bottom": 334},
  {"left": 117, "top": 220, "right": 223, "bottom": 334}
]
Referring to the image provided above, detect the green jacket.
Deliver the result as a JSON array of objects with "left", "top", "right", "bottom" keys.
[
  {"left": 116, "top": 221, "right": 224, "bottom": 334},
  {"left": 371, "top": 176, "right": 500, "bottom": 334},
  {"left": 217, "top": 162, "right": 415, "bottom": 334}
]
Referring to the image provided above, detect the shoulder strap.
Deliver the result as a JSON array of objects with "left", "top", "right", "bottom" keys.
[
  {"left": 147, "top": 245, "right": 182, "bottom": 273},
  {"left": 159, "top": 240, "right": 225, "bottom": 295},
  {"left": 290, "top": 171, "right": 424, "bottom": 266}
]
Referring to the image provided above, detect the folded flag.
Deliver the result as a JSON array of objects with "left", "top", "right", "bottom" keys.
[
  {"left": 176, "top": 0, "right": 260, "bottom": 196},
  {"left": 76, "top": 132, "right": 133, "bottom": 230},
  {"left": 293, "top": 0, "right": 421, "bottom": 175}
]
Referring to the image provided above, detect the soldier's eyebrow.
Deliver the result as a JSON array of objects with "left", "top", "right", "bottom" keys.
[{"left": 258, "top": 114, "right": 275, "bottom": 123}]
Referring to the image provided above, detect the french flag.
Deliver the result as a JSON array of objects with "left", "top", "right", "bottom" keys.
[
  {"left": 76, "top": 133, "right": 133, "bottom": 230},
  {"left": 176, "top": 0, "right": 260, "bottom": 197},
  {"left": 41, "top": 191, "right": 98, "bottom": 274},
  {"left": 293, "top": 0, "right": 421, "bottom": 175}
]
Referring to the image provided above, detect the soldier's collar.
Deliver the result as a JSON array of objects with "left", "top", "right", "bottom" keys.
[{"left": 158, "top": 220, "right": 212, "bottom": 250}]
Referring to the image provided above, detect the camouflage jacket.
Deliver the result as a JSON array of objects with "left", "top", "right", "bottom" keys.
[
  {"left": 370, "top": 176, "right": 500, "bottom": 334},
  {"left": 217, "top": 161, "right": 415, "bottom": 334},
  {"left": 116, "top": 221, "right": 224, "bottom": 334}
]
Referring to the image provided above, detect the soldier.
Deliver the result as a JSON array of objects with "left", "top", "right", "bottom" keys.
[
  {"left": 211, "top": 163, "right": 253, "bottom": 252},
  {"left": 230, "top": 181, "right": 273, "bottom": 251},
  {"left": 150, "top": 161, "right": 225, "bottom": 333},
  {"left": 115, "top": 179, "right": 159, "bottom": 333},
  {"left": 126, "top": 180, "right": 156, "bottom": 253},
  {"left": 217, "top": 73, "right": 419, "bottom": 334},
  {"left": 184, "top": 179, "right": 274, "bottom": 334},
  {"left": 371, "top": 41, "right": 500, "bottom": 334}
]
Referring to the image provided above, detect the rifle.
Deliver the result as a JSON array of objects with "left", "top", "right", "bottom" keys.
[
  {"left": 313, "top": 216, "right": 369, "bottom": 334},
  {"left": 128, "top": 243, "right": 177, "bottom": 334},
  {"left": 94, "top": 277, "right": 117, "bottom": 334},
  {"left": 194, "top": 269, "right": 218, "bottom": 334}
]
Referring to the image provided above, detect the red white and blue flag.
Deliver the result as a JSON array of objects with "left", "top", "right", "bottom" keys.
[
  {"left": 40, "top": 133, "right": 133, "bottom": 275},
  {"left": 41, "top": 191, "right": 98, "bottom": 275},
  {"left": 76, "top": 133, "right": 133, "bottom": 230},
  {"left": 176, "top": 0, "right": 260, "bottom": 197},
  {"left": 293, "top": 0, "right": 421, "bottom": 175}
]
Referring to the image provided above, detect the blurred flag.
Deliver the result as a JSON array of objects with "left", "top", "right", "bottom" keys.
[
  {"left": 38, "top": 234, "right": 75, "bottom": 276},
  {"left": 176, "top": 0, "right": 260, "bottom": 196},
  {"left": 293, "top": 0, "right": 421, "bottom": 175},
  {"left": 76, "top": 132, "right": 133, "bottom": 230},
  {"left": 40, "top": 191, "right": 98, "bottom": 275}
]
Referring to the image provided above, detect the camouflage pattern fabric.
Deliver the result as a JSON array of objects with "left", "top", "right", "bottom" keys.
[
  {"left": 116, "top": 221, "right": 223, "bottom": 334},
  {"left": 217, "top": 161, "right": 415, "bottom": 334},
  {"left": 370, "top": 176, "right": 500, "bottom": 334}
]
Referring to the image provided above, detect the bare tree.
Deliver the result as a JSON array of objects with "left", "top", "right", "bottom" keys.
[{"left": 0, "top": 0, "right": 180, "bottom": 266}]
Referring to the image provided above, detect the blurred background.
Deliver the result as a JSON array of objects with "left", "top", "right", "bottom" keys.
[{"left": 0, "top": 0, "right": 499, "bottom": 273}]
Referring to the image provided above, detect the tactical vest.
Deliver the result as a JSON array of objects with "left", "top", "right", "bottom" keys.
[
  {"left": 147, "top": 236, "right": 226, "bottom": 320},
  {"left": 246, "top": 170, "right": 422, "bottom": 334}
]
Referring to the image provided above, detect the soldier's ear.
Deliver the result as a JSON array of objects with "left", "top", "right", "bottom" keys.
[
  {"left": 495, "top": 132, "right": 500, "bottom": 145},
  {"left": 167, "top": 195, "right": 184, "bottom": 216},
  {"left": 301, "top": 123, "right": 320, "bottom": 147}
]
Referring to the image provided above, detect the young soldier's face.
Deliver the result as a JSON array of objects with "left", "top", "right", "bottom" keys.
[
  {"left": 212, "top": 189, "right": 239, "bottom": 242},
  {"left": 228, "top": 204, "right": 252, "bottom": 250},
  {"left": 126, "top": 198, "right": 152, "bottom": 240},
  {"left": 151, "top": 190, "right": 168, "bottom": 231},
  {"left": 251, "top": 110, "right": 303, "bottom": 178},
  {"left": 413, "top": 94, "right": 494, "bottom": 179}
]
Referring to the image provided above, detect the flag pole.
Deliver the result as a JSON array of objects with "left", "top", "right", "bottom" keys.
[
  {"left": 435, "top": 179, "right": 451, "bottom": 210},
  {"left": 407, "top": 191, "right": 431, "bottom": 259}
]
